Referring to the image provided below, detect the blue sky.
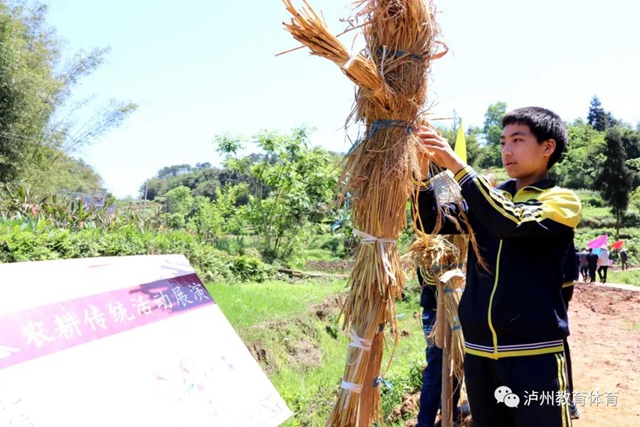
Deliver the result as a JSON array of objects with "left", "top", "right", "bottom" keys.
[{"left": 46, "top": 0, "right": 640, "bottom": 198}]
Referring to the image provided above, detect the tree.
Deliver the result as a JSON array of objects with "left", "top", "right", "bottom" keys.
[
  {"left": 594, "top": 128, "right": 635, "bottom": 237},
  {"left": 161, "top": 186, "right": 193, "bottom": 216},
  {"left": 465, "top": 126, "right": 483, "bottom": 169},
  {"left": 554, "top": 121, "right": 606, "bottom": 189},
  {"left": 483, "top": 101, "right": 507, "bottom": 145},
  {"left": 587, "top": 96, "right": 606, "bottom": 131},
  {"left": 0, "top": 1, "right": 136, "bottom": 190},
  {"left": 215, "top": 126, "right": 338, "bottom": 262},
  {"left": 621, "top": 128, "right": 640, "bottom": 160},
  {"left": 41, "top": 155, "right": 104, "bottom": 194},
  {"left": 587, "top": 96, "right": 616, "bottom": 132},
  {"left": 476, "top": 102, "right": 507, "bottom": 169},
  {"left": 438, "top": 124, "right": 482, "bottom": 169},
  {"left": 142, "top": 164, "right": 224, "bottom": 201}
]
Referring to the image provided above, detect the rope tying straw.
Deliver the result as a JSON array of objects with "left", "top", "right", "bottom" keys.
[
  {"left": 347, "top": 119, "right": 414, "bottom": 155},
  {"left": 347, "top": 329, "right": 373, "bottom": 369},
  {"left": 373, "top": 376, "right": 393, "bottom": 389},
  {"left": 341, "top": 381, "right": 363, "bottom": 410},
  {"left": 348, "top": 329, "right": 373, "bottom": 351},
  {"left": 341, "top": 381, "right": 364, "bottom": 393},
  {"left": 353, "top": 228, "right": 398, "bottom": 281}
]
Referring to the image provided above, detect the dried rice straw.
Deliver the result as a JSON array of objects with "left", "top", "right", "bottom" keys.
[
  {"left": 280, "top": 1, "right": 476, "bottom": 425},
  {"left": 405, "top": 232, "right": 467, "bottom": 380}
]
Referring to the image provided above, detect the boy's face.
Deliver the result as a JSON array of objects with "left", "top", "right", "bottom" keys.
[{"left": 500, "top": 123, "right": 555, "bottom": 181}]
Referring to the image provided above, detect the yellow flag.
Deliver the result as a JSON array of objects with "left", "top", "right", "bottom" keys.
[{"left": 454, "top": 120, "right": 467, "bottom": 164}]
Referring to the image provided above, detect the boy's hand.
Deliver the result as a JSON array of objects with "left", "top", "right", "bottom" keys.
[{"left": 414, "top": 125, "right": 466, "bottom": 176}]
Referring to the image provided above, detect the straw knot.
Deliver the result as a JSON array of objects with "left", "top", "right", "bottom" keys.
[{"left": 352, "top": 229, "right": 397, "bottom": 244}]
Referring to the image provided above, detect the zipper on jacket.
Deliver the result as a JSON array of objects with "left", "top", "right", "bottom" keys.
[{"left": 487, "top": 240, "right": 503, "bottom": 359}]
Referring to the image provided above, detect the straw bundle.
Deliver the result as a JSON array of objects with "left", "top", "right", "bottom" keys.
[
  {"left": 280, "top": 1, "right": 468, "bottom": 425},
  {"left": 406, "top": 232, "right": 467, "bottom": 380}
]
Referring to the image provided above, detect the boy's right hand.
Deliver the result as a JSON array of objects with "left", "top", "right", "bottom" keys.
[{"left": 414, "top": 125, "right": 465, "bottom": 177}]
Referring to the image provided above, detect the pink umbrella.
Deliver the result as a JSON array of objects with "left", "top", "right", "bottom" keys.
[{"left": 588, "top": 235, "right": 608, "bottom": 249}]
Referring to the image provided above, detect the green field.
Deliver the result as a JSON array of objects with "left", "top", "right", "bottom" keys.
[{"left": 207, "top": 278, "right": 427, "bottom": 427}]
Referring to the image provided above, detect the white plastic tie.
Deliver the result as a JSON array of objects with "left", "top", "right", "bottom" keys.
[
  {"left": 353, "top": 228, "right": 398, "bottom": 282},
  {"left": 348, "top": 329, "right": 372, "bottom": 351},
  {"left": 341, "top": 381, "right": 363, "bottom": 393}
]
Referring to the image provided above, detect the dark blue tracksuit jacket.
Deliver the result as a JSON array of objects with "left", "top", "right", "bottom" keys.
[{"left": 416, "top": 166, "right": 582, "bottom": 359}]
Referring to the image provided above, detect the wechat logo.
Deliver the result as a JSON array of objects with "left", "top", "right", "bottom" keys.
[{"left": 495, "top": 386, "right": 520, "bottom": 408}]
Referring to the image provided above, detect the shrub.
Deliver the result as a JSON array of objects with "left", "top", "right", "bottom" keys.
[{"left": 0, "top": 220, "right": 275, "bottom": 283}]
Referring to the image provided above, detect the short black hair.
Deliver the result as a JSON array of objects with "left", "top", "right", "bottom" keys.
[{"left": 502, "top": 107, "right": 567, "bottom": 169}]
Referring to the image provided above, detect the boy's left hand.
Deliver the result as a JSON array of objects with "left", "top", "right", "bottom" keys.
[{"left": 414, "top": 125, "right": 466, "bottom": 174}]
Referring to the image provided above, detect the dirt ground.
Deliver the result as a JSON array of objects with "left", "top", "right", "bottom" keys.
[
  {"left": 404, "top": 282, "right": 640, "bottom": 426},
  {"left": 566, "top": 282, "right": 640, "bottom": 426}
]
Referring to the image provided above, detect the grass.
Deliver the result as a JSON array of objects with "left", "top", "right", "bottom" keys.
[
  {"left": 300, "top": 248, "right": 339, "bottom": 261},
  {"left": 581, "top": 205, "right": 612, "bottom": 218},
  {"left": 206, "top": 277, "right": 428, "bottom": 426},
  {"left": 607, "top": 269, "right": 640, "bottom": 286},
  {"left": 207, "top": 278, "right": 347, "bottom": 329}
]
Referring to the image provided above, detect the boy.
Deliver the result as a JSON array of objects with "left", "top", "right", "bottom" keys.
[{"left": 414, "top": 107, "right": 581, "bottom": 427}]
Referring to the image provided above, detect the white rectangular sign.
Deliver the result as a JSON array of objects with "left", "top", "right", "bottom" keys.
[{"left": 0, "top": 254, "right": 292, "bottom": 427}]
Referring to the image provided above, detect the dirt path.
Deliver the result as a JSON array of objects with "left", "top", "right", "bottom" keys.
[{"left": 568, "top": 282, "right": 640, "bottom": 426}]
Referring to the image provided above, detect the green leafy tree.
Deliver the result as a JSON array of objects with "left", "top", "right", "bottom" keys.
[
  {"left": 188, "top": 196, "right": 224, "bottom": 242},
  {"left": 161, "top": 186, "right": 193, "bottom": 216},
  {"left": 476, "top": 102, "right": 507, "bottom": 168},
  {"left": 439, "top": 122, "right": 482, "bottom": 169},
  {"left": 483, "top": 101, "right": 507, "bottom": 145},
  {"left": 621, "top": 128, "right": 640, "bottom": 159},
  {"left": 0, "top": 1, "right": 136, "bottom": 190},
  {"left": 215, "top": 127, "right": 338, "bottom": 262},
  {"left": 215, "top": 183, "right": 249, "bottom": 235},
  {"left": 594, "top": 128, "right": 635, "bottom": 237},
  {"left": 554, "top": 120, "right": 606, "bottom": 189},
  {"left": 38, "top": 155, "right": 104, "bottom": 194},
  {"left": 141, "top": 165, "right": 224, "bottom": 201},
  {"left": 465, "top": 125, "right": 483, "bottom": 169}
]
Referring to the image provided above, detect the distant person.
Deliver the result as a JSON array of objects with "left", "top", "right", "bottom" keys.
[
  {"left": 578, "top": 248, "right": 589, "bottom": 281},
  {"left": 620, "top": 248, "right": 628, "bottom": 271},
  {"left": 587, "top": 248, "right": 598, "bottom": 283},
  {"left": 598, "top": 246, "right": 610, "bottom": 283}
]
